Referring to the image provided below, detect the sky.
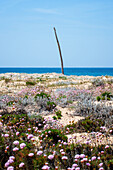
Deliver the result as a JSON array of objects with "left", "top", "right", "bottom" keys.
[{"left": 0, "top": 0, "right": 113, "bottom": 67}]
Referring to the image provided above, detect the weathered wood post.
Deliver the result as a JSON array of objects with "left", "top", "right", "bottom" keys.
[{"left": 53, "top": 27, "right": 64, "bottom": 74}]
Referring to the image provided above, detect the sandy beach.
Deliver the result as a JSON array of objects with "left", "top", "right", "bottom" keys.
[{"left": 0, "top": 73, "right": 113, "bottom": 169}]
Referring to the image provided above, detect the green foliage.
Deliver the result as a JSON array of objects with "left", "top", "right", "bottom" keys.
[
  {"left": 26, "top": 81, "right": 36, "bottom": 86},
  {"left": 34, "top": 92, "right": 50, "bottom": 99},
  {"left": 59, "top": 76, "right": 67, "bottom": 80},
  {"left": 52, "top": 116, "right": 57, "bottom": 120},
  {"left": 67, "top": 100, "right": 73, "bottom": 104},
  {"left": 24, "top": 95, "right": 28, "bottom": 99},
  {"left": 65, "top": 117, "right": 105, "bottom": 133},
  {"left": 55, "top": 110, "right": 62, "bottom": 117},
  {"left": 96, "top": 96, "right": 101, "bottom": 101},
  {"left": 7, "top": 101, "right": 14, "bottom": 106},
  {"left": 46, "top": 101, "right": 56, "bottom": 111},
  {"left": 42, "top": 128, "right": 67, "bottom": 145},
  {"left": 96, "top": 91, "right": 113, "bottom": 101}
]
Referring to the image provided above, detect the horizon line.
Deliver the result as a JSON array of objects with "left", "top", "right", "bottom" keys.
[{"left": 0, "top": 66, "right": 113, "bottom": 68}]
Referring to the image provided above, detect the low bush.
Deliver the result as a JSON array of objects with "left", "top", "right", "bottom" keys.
[{"left": 26, "top": 81, "right": 36, "bottom": 86}]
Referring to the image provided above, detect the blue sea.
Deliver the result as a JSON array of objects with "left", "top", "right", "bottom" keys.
[{"left": 0, "top": 67, "right": 113, "bottom": 76}]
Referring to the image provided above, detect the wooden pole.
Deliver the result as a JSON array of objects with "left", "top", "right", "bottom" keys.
[{"left": 53, "top": 27, "right": 64, "bottom": 74}]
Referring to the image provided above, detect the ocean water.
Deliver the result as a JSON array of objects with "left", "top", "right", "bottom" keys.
[{"left": 0, "top": 67, "right": 113, "bottom": 76}]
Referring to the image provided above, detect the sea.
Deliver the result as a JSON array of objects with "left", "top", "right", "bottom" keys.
[{"left": 0, "top": 67, "right": 113, "bottom": 76}]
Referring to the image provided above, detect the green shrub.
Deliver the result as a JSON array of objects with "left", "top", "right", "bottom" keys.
[
  {"left": 46, "top": 101, "right": 56, "bottom": 111},
  {"left": 55, "top": 110, "right": 62, "bottom": 117},
  {"left": 5, "top": 78, "right": 11, "bottom": 83},
  {"left": 26, "top": 81, "right": 36, "bottom": 86},
  {"left": 59, "top": 76, "right": 67, "bottom": 80},
  {"left": 57, "top": 115, "right": 62, "bottom": 119},
  {"left": 34, "top": 92, "right": 50, "bottom": 99},
  {"left": 42, "top": 129, "right": 67, "bottom": 145},
  {"left": 96, "top": 91, "right": 113, "bottom": 101},
  {"left": 96, "top": 96, "right": 101, "bottom": 101},
  {"left": 52, "top": 116, "right": 57, "bottom": 120},
  {"left": 7, "top": 101, "right": 14, "bottom": 106}
]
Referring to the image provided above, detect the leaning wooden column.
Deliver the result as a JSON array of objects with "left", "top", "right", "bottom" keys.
[{"left": 53, "top": 27, "right": 64, "bottom": 74}]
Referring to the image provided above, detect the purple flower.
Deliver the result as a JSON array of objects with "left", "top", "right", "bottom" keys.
[
  {"left": 80, "top": 154, "right": 85, "bottom": 158},
  {"left": 27, "top": 134, "right": 33, "bottom": 140},
  {"left": 19, "top": 162, "right": 24, "bottom": 168},
  {"left": 72, "top": 163, "right": 78, "bottom": 168},
  {"left": 16, "top": 132, "right": 19, "bottom": 136},
  {"left": 13, "top": 147, "right": 19, "bottom": 152},
  {"left": 37, "top": 151, "right": 43, "bottom": 155},
  {"left": 13, "top": 140, "right": 19, "bottom": 145},
  {"left": 28, "top": 153, "right": 34, "bottom": 157},
  {"left": 83, "top": 158, "right": 87, "bottom": 162},
  {"left": 20, "top": 143, "right": 26, "bottom": 149},
  {"left": 99, "top": 168, "right": 104, "bottom": 170},
  {"left": 75, "top": 154, "right": 80, "bottom": 159},
  {"left": 48, "top": 155, "right": 54, "bottom": 160},
  {"left": 62, "top": 156, "right": 68, "bottom": 160},
  {"left": 86, "top": 163, "right": 90, "bottom": 166},
  {"left": 9, "top": 156, "right": 15, "bottom": 160},
  {"left": 99, "top": 163, "right": 103, "bottom": 167},
  {"left": 75, "top": 167, "right": 80, "bottom": 170},
  {"left": 42, "top": 165, "right": 50, "bottom": 170},
  {"left": 5, "top": 162, "right": 9, "bottom": 168},
  {"left": 105, "top": 145, "right": 109, "bottom": 149},
  {"left": 8, "top": 159, "right": 14, "bottom": 164},
  {"left": 91, "top": 156, "right": 96, "bottom": 161},
  {"left": 63, "top": 142, "right": 67, "bottom": 145},
  {"left": 7, "top": 166, "right": 14, "bottom": 170},
  {"left": 4, "top": 134, "right": 9, "bottom": 137}
]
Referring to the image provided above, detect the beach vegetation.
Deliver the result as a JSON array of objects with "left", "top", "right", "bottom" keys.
[{"left": 26, "top": 81, "right": 36, "bottom": 86}]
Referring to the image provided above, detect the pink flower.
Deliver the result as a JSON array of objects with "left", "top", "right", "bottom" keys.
[
  {"left": 61, "top": 152, "right": 65, "bottom": 156},
  {"left": 13, "top": 140, "right": 19, "bottom": 145},
  {"left": 99, "top": 168, "right": 104, "bottom": 170},
  {"left": 91, "top": 156, "right": 96, "bottom": 161},
  {"left": 42, "top": 165, "right": 50, "bottom": 170},
  {"left": 27, "top": 134, "right": 33, "bottom": 140},
  {"left": 75, "top": 167, "right": 80, "bottom": 170},
  {"left": 4, "top": 134, "right": 9, "bottom": 137},
  {"left": 80, "top": 154, "right": 85, "bottom": 158},
  {"left": 101, "top": 151, "right": 104, "bottom": 154},
  {"left": 63, "top": 142, "right": 67, "bottom": 145},
  {"left": 6, "top": 146, "right": 9, "bottom": 150},
  {"left": 8, "top": 159, "right": 14, "bottom": 164},
  {"left": 48, "top": 155, "right": 54, "bottom": 160},
  {"left": 28, "top": 153, "right": 34, "bottom": 157},
  {"left": 5, "top": 162, "right": 9, "bottom": 168},
  {"left": 75, "top": 154, "right": 80, "bottom": 159},
  {"left": 105, "top": 145, "right": 109, "bottom": 149},
  {"left": 16, "top": 132, "right": 19, "bottom": 136},
  {"left": 13, "top": 147, "right": 19, "bottom": 152},
  {"left": 62, "top": 156, "right": 68, "bottom": 160},
  {"left": 19, "top": 162, "right": 24, "bottom": 168},
  {"left": 9, "top": 156, "right": 15, "bottom": 160},
  {"left": 7, "top": 166, "right": 14, "bottom": 170},
  {"left": 37, "top": 151, "right": 43, "bottom": 155},
  {"left": 86, "top": 163, "right": 90, "bottom": 166},
  {"left": 99, "top": 163, "right": 103, "bottom": 167},
  {"left": 72, "top": 163, "right": 78, "bottom": 168},
  {"left": 83, "top": 158, "right": 87, "bottom": 162},
  {"left": 20, "top": 143, "right": 26, "bottom": 149}
]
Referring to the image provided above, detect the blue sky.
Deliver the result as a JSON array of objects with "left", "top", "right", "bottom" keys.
[{"left": 0, "top": 0, "right": 113, "bottom": 67}]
